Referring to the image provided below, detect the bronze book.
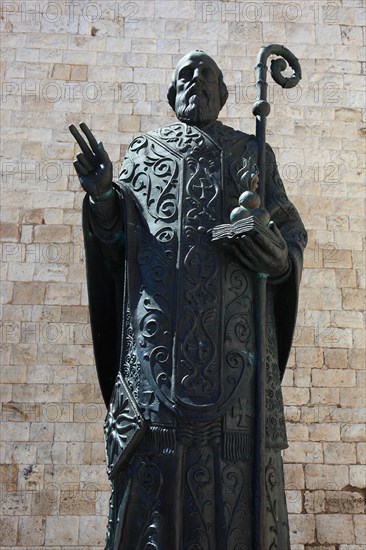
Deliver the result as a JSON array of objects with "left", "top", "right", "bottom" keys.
[{"left": 212, "top": 215, "right": 283, "bottom": 249}]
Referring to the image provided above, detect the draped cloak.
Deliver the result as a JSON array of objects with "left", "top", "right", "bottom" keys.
[{"left": 82, "top": 121, "right": 307, "bottom": 550}]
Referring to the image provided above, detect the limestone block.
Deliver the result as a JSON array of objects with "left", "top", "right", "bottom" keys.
[
  {"left": 45, "top": 516, "right": 80, "bottom": 545},
  {"left": 288, "top": 513, "right": 316, "bottom": 544},
  {"left": 0, "top": 490, "right": 31, "bottom": 516},
  {"left": 325, "top": 490, "right": 365, "bottom": 513},
  {"left": 79, "top": 515, "right": 106, "bottom": 545},
  {"left": 45, "top": 283, "right": 81, "bottom": 305},
  {"left": 1, "top": 421, "right": 30, "bottom": 442},
  {"left": 36, "top": 345, "right": 63, "bottom": 366},
  {"left": 31, "top": 488, "right": 60, "bottom": 516},
  {"left": 91, "top": 442, "right": 105, "bottom": 465},
  {"left": 13, "top": 282, "right": 46, "bottom": 304},
  {"left": 54, "top": 422, "right": 86, "bottom": 442},
  {"left": 43, "top": 209, "right": 64, "bottom": 225},
  {"left": 312, "top": 368, "right": 356, "bottom": 387},
  {"left": 80, "top": 466, "right": 110, "bottom": 491},
  {"left": 0, "top": 516, "right": 18, "bottom": 545},
  {"left": 324, "top": 348, "right": 348, "bottom": 368},
  {"left": 15, "top": 47, "right": 40, "bottom": 63},
  {"left": 8, "top": 263, "right": 35, "bottom": 282},
  {"left": 283, "top": 387, "right": 310, "bottom": 406},
  {"left": 63, "top": 383, "right": 96, "bottom": 403},
  {"left": 36, "top": 442, "right": 67, "bottom": 465},
  {"left": 30, "top": 422, "right": 55, "bottom": 442},
  {"left": 1, "top": 365, "right": 27, "bottom": 384},
  {"left": 11, "top": 343, "right": 37, "bottom": 365},
  {"left": 34, "top": 383, "right": 63, "bottom": 403},
  {"left": 63, "top": 344, "right": 94, "bottom": 366},
  {"left": 0, "top": 383, "right": 12, "bottom": 403},
  {"left": 342, "top": 288, "right": 365, "bottom": 310},
  {"left": 0, "top": 464, "right": 18, "bottom": 492},
  {"left": 296, "top": 347, "right": 324, "bottom": 368},
  {"left": 305, "top": 464, "right": 349, "bottom": 490},
  {"left": 356, "top": 442, "right": 366, "bottom": 464},
  {"left": 288, "top": 366, "right": 302, "bottom": 387},
  {"left": 354, "top": 514, "right": 366, "bottom": 545},
  {"left": 12, "top": 383, "right": 35, "bottom": 402},
  {"left": 95, "top": 490, "right": 110, "bottom": 515},
  {"left": 304, "top": 490, "right": 325, "bottom": 514},
  {"left": 283, "top": 442, "right": 323, "bottom": 464},
  {"left": 305, "top": 464, "right": 349, "bottom": 491},
  {"left": 320, "top": 288, "right": 343, "bottom": 310},
  {"left": 352, "top": 250, "right": 365, "bottom": 269},
  {"left": 2, "top": 304, "right": 32, "bottom": 324},
  {"left": 309, "top": 423, "right": 340, "bottom": 442},
  {"left": 335, "top": 231, "right": 364, "bottom": 250},
  {"left": 302, "top": 268, "right": 336, "bottom": 288},
  {"left": 316, "top": 514, "right": 354, "bottom": 544},
  {"left": 348, "top": 349, "right": 366, "bottom": 370},
  {"left": 286, "top": 490, "right": 303, "bottom": 513},
  {"left": 316, "top": 25, "right": 342, "bottom": 45},
  {"left": 331, "top": 408, "right": 365, "bottom": 424},
  {"left": 66, "top": 442, "right": 92, "bottom": 465},
  {"left": 310, "top": 387, "right": 340, "bottom": 407},
  {"left": 85, "top": 422, "right": 104, "bottom": 443},
  {"left": 32, "top": 191, "right": 74, "bottom": 209},
  {"left": 18, "top": 515, "right": 45, "bottom": 545},
  {"left": 350, "top": 466, "right": 366, "bottom": 489},
  {"left": 60, "top": 488, "right": 95, "bottom": 515},
  {"left": 70, "top": 65, "right": 88, "bottom": 81},
  {"left": 340, "top": 388, "right": 365, "bottom": 408},
  {"left": 0, "top": 222, "right": 20, "bottom": 242},
  {"left": 286, "top": 423, "right": 309, "bottom": 441},
  {"left": 341, "top": 424, "right": 366, "bottom": 442},
  {"left": 323, "top": 442, "right": 357, "bottom": 464}
]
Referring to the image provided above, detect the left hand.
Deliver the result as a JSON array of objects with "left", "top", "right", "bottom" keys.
[{"left": 223, "top": 221, "right": 289, "bottom": 277}]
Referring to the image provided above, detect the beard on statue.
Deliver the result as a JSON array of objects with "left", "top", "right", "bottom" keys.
[{"left": 175, "top": 84, "right": 220, "bottom": 126}]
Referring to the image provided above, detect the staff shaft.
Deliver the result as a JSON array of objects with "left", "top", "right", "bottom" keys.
[{"left": 252, "top": 44, "right": 301, "bottom": 550}]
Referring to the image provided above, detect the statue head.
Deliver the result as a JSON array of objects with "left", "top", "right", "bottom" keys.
[{"left": 167, "top": 50, "right": 228, "bottom": 127}]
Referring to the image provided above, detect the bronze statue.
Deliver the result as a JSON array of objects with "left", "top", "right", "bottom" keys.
[{"left": 70, "top": 50, "right": 307, "bottom": 550}]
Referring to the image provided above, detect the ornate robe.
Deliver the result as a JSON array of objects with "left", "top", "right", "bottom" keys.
[{"left": 83, "top": 121, "right": 307, "bottom": 550}]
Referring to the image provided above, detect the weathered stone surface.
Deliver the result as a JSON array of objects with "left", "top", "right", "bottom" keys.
[
  {"left": 289, "top": 513, "right": 316, "bottom": 544},
  {"left": 325, "top": 491, "right": 365, "bottom": 514},
  {"left": 304, "top": 490, "right": 326, "bottom": 514},
  {"left": 316, "top": 514, "right": 355, "bottom": 544},
  {"left": 305, "top": 464, "right": 349, "bottom": 490},
  {"left": 45, "top": 516, "right": 80, "bottom": 545},
  {"left": 0, "top": 516, "right": 18, "bottom": 546}
]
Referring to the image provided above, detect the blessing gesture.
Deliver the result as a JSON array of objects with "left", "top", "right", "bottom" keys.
[{"left": 69, "top": 122, "right": 113, "bottom": 201}]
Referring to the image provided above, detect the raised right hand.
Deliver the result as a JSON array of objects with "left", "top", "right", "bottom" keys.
[{"left": 69, "top": 122, "right": 113, "bottom": 201}]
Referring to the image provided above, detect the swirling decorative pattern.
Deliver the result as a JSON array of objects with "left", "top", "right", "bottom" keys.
[
  {"left": 153, "top": 123, "right": 205, "bottom": 152},
  {"left": 173, "top": 141, "right": 222, "bottom": 405},
  {"left": 120, "top": 123, "right": 291, "bottom": 429}
]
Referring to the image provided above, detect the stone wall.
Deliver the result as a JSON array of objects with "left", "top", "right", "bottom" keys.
[{"left": 1, "top": 0, "right": 365, "bottom": 548}]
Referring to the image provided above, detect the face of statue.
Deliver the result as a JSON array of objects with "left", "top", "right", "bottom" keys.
[{"left": 174, "top": 52, "right": 222, "bottom": 127}]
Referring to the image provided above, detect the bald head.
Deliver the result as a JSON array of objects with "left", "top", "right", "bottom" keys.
[{"left": 167, "top": 51, "right": 228, "bottom": 126}]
